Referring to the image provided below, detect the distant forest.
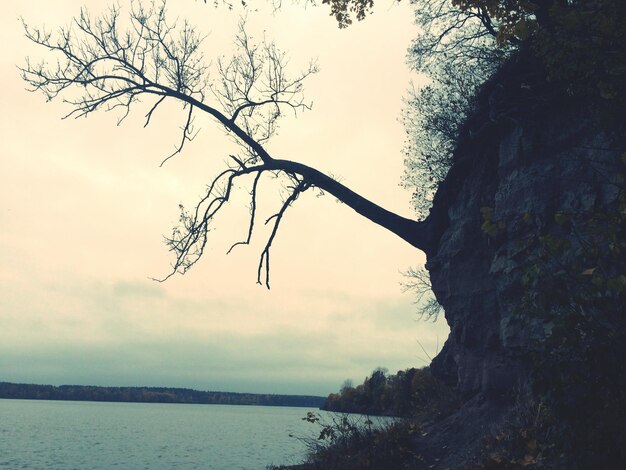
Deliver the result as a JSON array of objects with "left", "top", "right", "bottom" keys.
[
  {"left": 0, "top": 382, "right": 325, "bottom": 408},
  {"left": 321, "top": 367, "right": 458, "bottom": 418}
]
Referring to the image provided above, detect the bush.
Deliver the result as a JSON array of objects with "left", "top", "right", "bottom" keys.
[{"left": 296, "top": 412, "right": 421, "bottom": 470}]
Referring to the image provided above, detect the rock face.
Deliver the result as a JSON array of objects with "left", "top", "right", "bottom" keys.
[{"left": 425, "top": 55, "right": 625, "bottom": 401}]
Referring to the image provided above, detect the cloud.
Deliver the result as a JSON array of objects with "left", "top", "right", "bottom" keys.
[
  {"left": 0, "top": 275, "right": 448, "bottom": 395},
  {"left": 0, "top": 0, "right": 448, "bottom": 397}
]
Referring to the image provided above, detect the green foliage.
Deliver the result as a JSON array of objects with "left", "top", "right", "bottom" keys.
[
  {"left": 480, "top": 206, "right": 506, "bottom": 237},
  {"left": 452, "top": 0, "right": 539, "bottom": 44},
  {"left": 321, "top": 0, "right": 375, "bottom": 28}
]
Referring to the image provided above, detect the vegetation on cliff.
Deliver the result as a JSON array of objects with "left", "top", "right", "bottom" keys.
[
  {"left": 295, "top": 0, "right": 626, "bottom": 465},
  {"left": 20, "top": 0, "right": 626, "bottom": 466}
]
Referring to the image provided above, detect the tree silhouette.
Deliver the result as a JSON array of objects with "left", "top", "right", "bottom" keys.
[{"left": 21, "top": 1, "right": 429, "bottom": 288}]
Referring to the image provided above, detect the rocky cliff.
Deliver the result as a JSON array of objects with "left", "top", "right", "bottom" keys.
[
  {"left": 420, "top": 52, "right": 626, "bottom": 466},
  {"left": 280, "top": 53, "right": 625, "bottom": 469}
]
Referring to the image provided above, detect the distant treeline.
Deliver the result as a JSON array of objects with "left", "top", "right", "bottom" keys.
[
  {"left": 321, "top": 367, "right": 458, "bottom": 418},
  {"left": 0, "top": 382, "right": 325, "bottom": 408}
]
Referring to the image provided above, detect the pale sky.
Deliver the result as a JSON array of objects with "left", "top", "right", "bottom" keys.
[{"left": 0, "top": 0, "right": 449, "bottom": 396}]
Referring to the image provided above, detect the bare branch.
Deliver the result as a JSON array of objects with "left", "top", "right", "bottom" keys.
[
  {"left": 160, "top": 103, "right": 197, "bottom": 166},
  {"left": 212, "top": 18, "right": 318, "bottom": 158},
  {"left": 23, "top": 1, "right": 431, "bottom": 288},
  {"left": 227, "top": 170, "right": 263, "bottom": 254},
  {"left": 257, "top": 180, "right": 310, "bottom": 289},
  {"left": 401, "top": 266, "right": 443, "bottom": 321},
  {"left": 144, "top": 94, "right": 166, "bottom": 127}
]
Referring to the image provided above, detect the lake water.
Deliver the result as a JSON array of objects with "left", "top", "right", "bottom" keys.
[{"left": 0, "top": 399, "right": 325, "bottom": 469}]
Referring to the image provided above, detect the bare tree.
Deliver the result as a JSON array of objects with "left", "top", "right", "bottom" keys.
[
  {"left": 21, "top": 0, "right": 430, "bottom": 288},
  {"left": 401, "top": 266, "right": 443, "bottom": 320}
]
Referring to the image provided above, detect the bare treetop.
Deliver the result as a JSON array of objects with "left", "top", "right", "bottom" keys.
[
  {"left": 21, "top": 0, "right": 428, "bottom": 288},
  {"left": 21, "top": 2, "right": 315, "bottom": 160}
]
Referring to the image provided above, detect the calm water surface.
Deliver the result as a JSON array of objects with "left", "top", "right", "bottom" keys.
[{"left": 0, "top": 399, "right": 323, "bottom": 469}]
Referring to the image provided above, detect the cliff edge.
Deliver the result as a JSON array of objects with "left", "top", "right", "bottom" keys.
[{"left": 422, "top": 51, "right": 626, "bottom": 467}]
